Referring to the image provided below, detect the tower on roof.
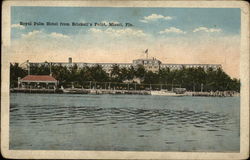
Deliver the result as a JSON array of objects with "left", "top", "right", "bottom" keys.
[{"left": 133, "top": 58, "right": 161, "bottom": 73}]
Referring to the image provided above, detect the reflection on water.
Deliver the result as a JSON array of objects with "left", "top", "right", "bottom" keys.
[{"left": 10, "top": 93, "right": 240, "bottom": 151}]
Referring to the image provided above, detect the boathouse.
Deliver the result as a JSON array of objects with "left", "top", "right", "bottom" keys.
[{"left": 18, "top": 75, "right": 58, "bottom": 89}]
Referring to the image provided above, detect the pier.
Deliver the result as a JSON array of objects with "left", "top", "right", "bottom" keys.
[
  {"left": 87, "top": 89, "right": 151, "bottom": 95},
  {"left": 11, "top": 88, "right": 238, "bottom": 97},
  {"left": 11, "top": 88, "right": 63, "bottom": 93},
  {"left": 11, "top": 88, "right": 150, "bottom": 95},
  {"left": 185, "top": 91, "right": 239, "bottom": 97}
]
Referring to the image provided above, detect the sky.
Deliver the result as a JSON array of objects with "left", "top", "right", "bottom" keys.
[{"left": 10, "top": 7, "right": 241, "bottom": 78}]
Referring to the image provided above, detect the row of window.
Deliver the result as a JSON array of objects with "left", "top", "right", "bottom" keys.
[
  {"left": 30, "top": 63, "right": 220, "bottom": 69},
  {"left": 134, "top": 61, "right": 160, "bottom": 65},
  {"left": 161, "top": 65, "right": 220, "bottom": 69}
]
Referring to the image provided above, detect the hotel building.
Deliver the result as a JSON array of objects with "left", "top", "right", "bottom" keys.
[{"left": 27, "top": 57, "right": 222, "bottom": 73}]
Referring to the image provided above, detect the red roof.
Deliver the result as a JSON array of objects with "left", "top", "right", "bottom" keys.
[{"left": 21, "top": 75, "right": 57, "bottom": 82}]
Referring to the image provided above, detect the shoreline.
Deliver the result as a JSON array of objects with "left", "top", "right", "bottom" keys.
[{"left": 10, "top": 88, "right": 239, "bottom": 97}]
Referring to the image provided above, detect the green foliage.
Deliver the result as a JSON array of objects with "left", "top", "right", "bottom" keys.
[
  {"left": 30, "top": 63, "right": 50, "bottom": 75},
  {"left": 10, "top": 63, "right": 27, "bottom": 88},
  {"left": 89, "top": 65, "right": 109, "bottom": 82},
  {"left": 135, "top": 64, "right": 146, "bottom": 79},
  {"left": 10, "top": 63, "right": 240, "bottom": 92}
]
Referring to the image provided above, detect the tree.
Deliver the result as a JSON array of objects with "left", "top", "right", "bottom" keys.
[
  {"left": 135, "top": 64, "right": 146, "bottom": 79},
  {"left": 90, "top": 65, "right": 109, "bottom": 82},
  {"left": 120, "top": 67, "right": 129, "bottom": 81},
  {"left": 144, "top": 71, "right": 159, "bottom": 84},
  {"left": 127, "top": 66, "right": 136, "bottom": 80},
  {"left": 110, "top": 64, "right": 121, "bottom": 82},
  {"left": 10, "top": 62, "right": 240, "bottom": 92},
  {"left": 51, "top": 65, "right": 70, "bottom": 86},
  {"left": 10, "top": 63, "right": 27, "bottom": 88}
]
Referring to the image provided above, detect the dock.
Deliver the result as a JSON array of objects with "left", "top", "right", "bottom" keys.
[
  {"left": 63, "top": 88, "right": 151, "bottom": 95},
  {"left": 11, "top": 88, "right": 150, "bottom": 95},
  {"left": 11, "top": 88, "right": 63, "bottom": 93},
  {"left": 11, "top": 88, "right": 239, "bottom": 97},
  {"left": 185, "top": 91, "right": 239, "bottom": 97}
]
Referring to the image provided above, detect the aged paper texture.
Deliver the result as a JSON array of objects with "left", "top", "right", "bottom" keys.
[{"left": 1, "top": 0, "right": 249, "bottom": 159}]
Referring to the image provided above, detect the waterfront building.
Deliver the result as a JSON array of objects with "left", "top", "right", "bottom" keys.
[
  {"left": 18, "top": 75, "right": 58, "bottom": 89},
  {"left": 27, "top": 57, "right": 222, "bottom": 73}
]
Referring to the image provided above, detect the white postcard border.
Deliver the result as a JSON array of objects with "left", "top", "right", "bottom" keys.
[{"left": 1, "top": 0, "right": 249, "bottom": 159}]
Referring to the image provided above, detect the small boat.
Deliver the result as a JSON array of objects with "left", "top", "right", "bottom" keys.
[
  {"left": 62, "top": 88, "right": 89, "bottom": 94},
  {"left": 150, "top": 90, "right": 185, "bottom": 97}
]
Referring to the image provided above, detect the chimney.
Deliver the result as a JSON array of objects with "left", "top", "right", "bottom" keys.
[{"left": 68, "top": 57, "right": 72, "bottom": 64}]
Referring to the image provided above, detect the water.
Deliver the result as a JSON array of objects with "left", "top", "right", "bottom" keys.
[{"left": 10, "top": 93, "right": 240, "bottom": 152}]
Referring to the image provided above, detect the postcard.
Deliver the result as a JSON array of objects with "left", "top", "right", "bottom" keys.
[{"left": 1, "top": 0, "right": 249, "bottom": 159}]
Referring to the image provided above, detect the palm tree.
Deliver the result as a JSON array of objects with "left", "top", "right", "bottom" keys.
[
  {"left": 90, "top": 65, "right": 109, "bottom": 82},
  {"left": 135, "top": 64, "right": 146, "bottom": 80},
  {"left": 10, "top": 63, "right": 27, "bottom": 88}
]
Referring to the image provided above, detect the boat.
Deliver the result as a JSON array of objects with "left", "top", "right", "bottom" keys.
[
  {"left": 150, "top": 90, "right": 185, "bottom": 97},
  {"left": 62, "top": 88, "right": 90, "bottom": 94}
]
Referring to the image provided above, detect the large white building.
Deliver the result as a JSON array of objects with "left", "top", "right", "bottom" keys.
[{"left": 28, "top": 57, "right": 222, "bottom": 73}]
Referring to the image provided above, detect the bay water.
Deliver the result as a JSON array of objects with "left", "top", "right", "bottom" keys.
[{"left": 10, "top": 93, "right": 240, "bottom": 151}]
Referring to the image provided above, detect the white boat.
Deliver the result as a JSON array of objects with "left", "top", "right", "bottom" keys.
[
  {"left": 150, "top": 90, "right": 185, "bottom": 97},
  {"left": 62, "top": 88, "right": 89, "bottom": 94}
]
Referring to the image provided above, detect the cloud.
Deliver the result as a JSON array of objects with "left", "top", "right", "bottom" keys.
[
  {"left": 88, "top": 28, "right": 103, "bottom": 33},
  {"left": 11, "top": 24, "right": 25, "bottom": 30},
  {"left": 10, "top": 28, "right": 240, "bottom": 78},
  {"left": 50, "top": 32, "right": 70, "bottom": 39},
  {"left": 21, "top": 30, "right": 42, "bottom": 38},
  {"left": 88, "top": 27, "right": 147, "bottom": 37},
  {"left": 144, "top": 14, "right": 172, "bottom": 20},
  {"left": 140, "top": 14, "right": 173, "bottom": 23},
  {"left": 193, "top": 26, "right": 222, "bottom": 33},
  {"left": 159, "top": 27, "right": 186, "bottom": 34},
  {"left": 21, "top": 30, "right": 70, "bottom": 39},
  {"left": 139, "top": 19, "right": 148, "bottom": 23}
]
